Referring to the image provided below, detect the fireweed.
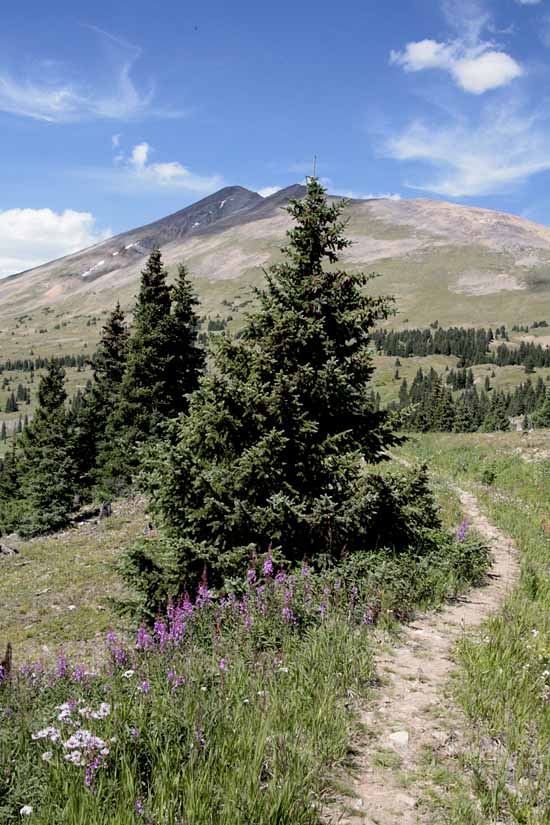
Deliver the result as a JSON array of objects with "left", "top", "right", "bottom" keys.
[{"left": 0, "top": 539, "right": 487, "bottom": 825}]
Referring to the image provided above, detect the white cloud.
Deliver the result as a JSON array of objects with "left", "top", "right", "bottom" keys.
[
  {"left": 341, "top": 191, "right": 402, "bottom": 201},
  {"left": 391, "top": 38, "right": 523, "bottom": 94},
  {"left": 258, "top": 186, "right": 282, "bottom": 197},
  {"left": 390, "top": 2, "right": 523, "bottom": 94},
  {"left": 112, "top": 134, "right": 121, "bottom": 148},
  {"left": 386, "top": 103, "right": 550, "bottom": 196},
  {"left": 452, "top": 51, "right": 522, "bottom": 93},
  {"left": 0, "top": 29, "right": 161, "bottom": 122},
  {"left": 0, "top": 208, "right": 111, "bottom": 278},
  {"left": 106, "top": 142, "right": 223, "bottom": 194},
  {"left": 515, "top": 0, "right": 542, "bottom": 5}
]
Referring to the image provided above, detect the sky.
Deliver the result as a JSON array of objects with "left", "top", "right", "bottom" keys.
[{"left": 2, "top": 0, "right": 550, "bottom": 276}]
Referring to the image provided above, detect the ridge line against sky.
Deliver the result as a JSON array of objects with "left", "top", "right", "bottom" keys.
[{"left": 1, "top": 0, "right": 550, "bottom": 277}]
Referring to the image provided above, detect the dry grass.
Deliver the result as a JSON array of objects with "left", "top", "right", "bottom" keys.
[{"left": 0, "top": 498, "right": 147, "bottom": 665}]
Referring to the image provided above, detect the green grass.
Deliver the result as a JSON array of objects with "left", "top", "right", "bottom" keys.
[
  {"left": 399, "top": 430, "right": 550, "bottom": 823},
  {"left": 0, "top": 458, "right": 491, "bottom": 823},
  {"left": 0, "top": 499, "right": 146, "bottom": 663}
]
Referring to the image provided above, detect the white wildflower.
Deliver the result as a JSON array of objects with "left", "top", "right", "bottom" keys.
[
  {"left": 19, "top": 805, "right": 33, "bottom": 816},
  {"left": 41, "top": 752, "right": 53, "bottom": 762},
  {"left": 31, "top": 727, "right": 60, "bottom": 743},
  {"left": 64, "top": 750, "right": 85, "bottom": 766},
  {"left": 122, "top": 670, "right": 135, "bottom": 679}
]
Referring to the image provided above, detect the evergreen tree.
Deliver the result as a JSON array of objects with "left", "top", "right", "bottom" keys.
[
  {"left": 100, "top": 255, "right": 203, "bottom": 494},
  {"left": 481, "top": 392, "right": 510, "bottom": 432},
  {"left": 4, "top": 392, "right": 17, "bottom": 413},
  {"left": 75, "top": 304, "right": 129, "bottom": 492},
  {"left": 532, "top": 389, "right": 550, "bottom": 428},
  {"left": 17, "top": 362, "right": 77, "bottom": 535},
  {"left": 136, "top": 178, "right": 437, "bottom": 598}
]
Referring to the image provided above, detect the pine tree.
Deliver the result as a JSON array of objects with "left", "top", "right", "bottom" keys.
[
  {"left": 532, "top": 389, "right": 550, "bottom": 428},
  {"left": 136, "top": 178, "right": 437, "bottom": 598},
  {"left": 481, "top": 392, "right": 510, "bottom": 432},
  {"left": 102, "top": 255, "right": 203, "bottom": 494},
  {"left": 17, "top": 362, "right": 77, "bottom": 535},
  {"left": 75, "top": 304, "right": 129, "bottom": 492},
  {"left": 4, "top": 392, "right": 17, "bottom": 413}
]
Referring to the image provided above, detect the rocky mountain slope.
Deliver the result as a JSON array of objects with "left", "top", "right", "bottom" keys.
[{"left": 2, "top": 184, "right": 550, "bottom": 359}]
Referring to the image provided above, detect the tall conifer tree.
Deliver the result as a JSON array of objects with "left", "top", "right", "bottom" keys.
[
  {"left": 138, "top": 178, "right": 437, "bottom": 592},
  {"left": 18, "top": 362, "right": 76, "bottom": 535}
]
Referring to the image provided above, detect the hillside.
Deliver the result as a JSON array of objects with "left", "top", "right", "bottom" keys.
[{"left": 2, "top": 186, "right": 550, "bottom": 361}]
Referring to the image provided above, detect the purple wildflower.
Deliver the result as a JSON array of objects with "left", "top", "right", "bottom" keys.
[
  {"left": 136, "top": 623, "right": 152, "bottom": 651},
  {"left": 194, "top": 725, "right": 206, "bottom": 749},
  {"left": 139, "top": 681, "right": 151, "bottom": 695},
  {"left": 263, "top": 554, "right": 274, "bottom": 577},
  {"left": 457, "top": 518, "right": 469, "bottom": 543},
  {"left": 247, "top": 568, "right": 257, "bottom": 585},
  {"left": 135, "top": 799, "right": 144, "bottom": 815},
  {"left": 72, "top": 665, "right": 86, "bottom": 683},
  {"left": 56, "top": 652, "right": 68, "bottom": 679},
  {"left": 282, "top": 606, "right": 294, "bottom": 623}
]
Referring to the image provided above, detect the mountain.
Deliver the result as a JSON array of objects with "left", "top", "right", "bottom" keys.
[{"left": 2, "top": 184, "right": 550, "bottom": 360}]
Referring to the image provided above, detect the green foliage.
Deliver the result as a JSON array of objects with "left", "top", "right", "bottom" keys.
[
  {"left": 0, "top": 518, "right": 489, "bottom": 824},
  {"left": 72, "top": 304, "right": 129, "bottom": 493},
  {"left": 531, "top": 389, "right": 550, "bottom": 428},
  {"left": 131, "top": 179, "right": 444, "bottom": 601},
  {"left": 15, "top": 363, "right": 77, "bottom": 536},
  {"left": 101, "top": 255, "right": 204, "bottom": 495}
]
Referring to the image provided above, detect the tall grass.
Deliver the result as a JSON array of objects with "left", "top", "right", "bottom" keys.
[
  {"left": 0, "top": 529, "right": 487, "bottom": 825},
  {"left": 402, "top": 433, "right": 550, "bottom": 823}
]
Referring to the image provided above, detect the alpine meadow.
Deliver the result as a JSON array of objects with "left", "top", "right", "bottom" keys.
[{"left": 2, "top": 2, "right": 550, "bottom": 822}]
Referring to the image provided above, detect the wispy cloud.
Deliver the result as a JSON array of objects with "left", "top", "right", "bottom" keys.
[
  {"left": 386, "top": 101, "right": 550, "bottom": 197},
  {"left": 91, "top": 140, "right": 223, "bottom": 195},
  {"left": 0, "top": 208, "right": 111, "bottom": 278},
  {"left": 390, "top": 1, "right": 523, "bottom": 94},
  {"left": 341, "top": 191, "right": 402, "bottom": 201},
  {"left": 0, "top": 27, "right": 174, "bottom": 122}
]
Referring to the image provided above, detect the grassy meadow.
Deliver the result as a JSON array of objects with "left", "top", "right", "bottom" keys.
[{"left": 0, "top": 456, "right": 490, "bottom": 824}]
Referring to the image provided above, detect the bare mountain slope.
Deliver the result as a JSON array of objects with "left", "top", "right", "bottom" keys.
[{"left": 2, "top": 185, "right": 550, "bottom": 359}]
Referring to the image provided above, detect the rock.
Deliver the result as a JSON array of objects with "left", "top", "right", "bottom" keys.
[
  {"left": 0, "top": 542, "right": 19, "bottom": 557},
  {"left": 388, "top": 730, "right": 410, "bottom": 747}
]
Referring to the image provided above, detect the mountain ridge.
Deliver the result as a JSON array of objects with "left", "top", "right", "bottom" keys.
[{"left": 2, "top": 184, "right": 550, "bottom": 361}]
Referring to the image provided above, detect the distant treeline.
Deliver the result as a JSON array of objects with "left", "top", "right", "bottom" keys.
[
  {"left": 373, "top": 326, "right": 550, "bottom": 369},
  {"left": 0, "top": 353, "right": 88, "bottom": 373},
  {"left": 384, "top": 367, "right": 550, "bottom": 432}
]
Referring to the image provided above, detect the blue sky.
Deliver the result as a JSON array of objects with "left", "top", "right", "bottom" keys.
[{"left": 1, "top": 0, "right": 550, "bottom": 275}]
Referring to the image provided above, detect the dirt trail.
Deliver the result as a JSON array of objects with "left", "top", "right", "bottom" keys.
[{"left": 330, "top": 487, "right": 519, "bottom": 825}]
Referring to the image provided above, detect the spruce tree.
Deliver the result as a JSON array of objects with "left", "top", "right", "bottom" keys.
[
  {"left": 17, "top": 362, "right": 77, "bottom": 535},
  {"left": 481, "top": 392, "right": 510, "bottom": 432},
  {"left": 532, "top": 389, "right": 550, "bottom": 428},
  {"left": 74, "top": 304, "right": 129, "bottom": 492},
  {"left": 138, "top": 178, "right": 437, "bottom": 594},
  {"left": 100, "top": 254, "right": 203, "bottom": 494}
]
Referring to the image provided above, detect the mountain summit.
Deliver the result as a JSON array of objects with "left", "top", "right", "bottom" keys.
[{"left": 2, "top": 185, "right": 550, "bottom": 349}]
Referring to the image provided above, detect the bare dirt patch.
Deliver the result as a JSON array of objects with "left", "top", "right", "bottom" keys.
[
  {"left": 450, "top": 271, "right": 526, "bottom": 296},
  {"left": 328, "top": 487, "right": 519, "bottom": 825}
]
